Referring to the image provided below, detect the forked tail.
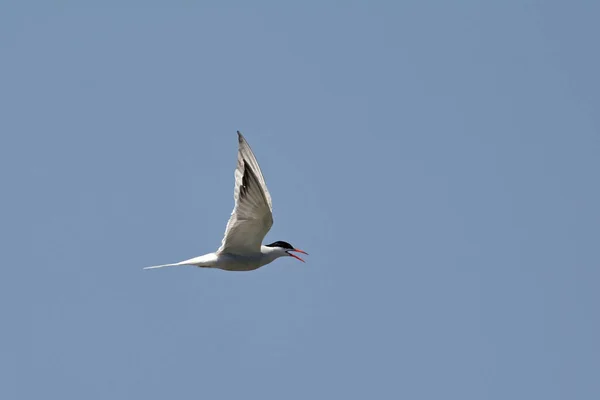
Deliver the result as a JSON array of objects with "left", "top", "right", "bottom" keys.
[
  {"left": 143, "top": 262, "right": 184, "bottom": 270},
  {"left": 143, "top": 254, "right": 216, "bottom": 270}
]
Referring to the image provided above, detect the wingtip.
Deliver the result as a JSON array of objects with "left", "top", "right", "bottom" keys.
[{"left": 237, "top": 130, "right": 246, "bottom": 145}]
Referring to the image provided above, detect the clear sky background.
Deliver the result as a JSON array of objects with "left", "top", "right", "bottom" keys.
[{"left": 2, "top": 1, "right": 599, "bottom": 399}]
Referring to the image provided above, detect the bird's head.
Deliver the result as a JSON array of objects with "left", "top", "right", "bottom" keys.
[{"left": 265, "top": 241, "right": 308, "bottom": 262}]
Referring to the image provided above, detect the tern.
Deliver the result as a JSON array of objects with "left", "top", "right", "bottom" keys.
[{"left": 144, "top": 131, "right": 308, "bottom": 272}]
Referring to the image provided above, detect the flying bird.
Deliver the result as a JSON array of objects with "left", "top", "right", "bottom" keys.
[{"left": 144, "top": 131, "right": 308, "bottom": 271}]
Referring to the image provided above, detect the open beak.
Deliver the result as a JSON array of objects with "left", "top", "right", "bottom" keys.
[{"left": 288, "top": 248, "right": 308, "bottom": 263}]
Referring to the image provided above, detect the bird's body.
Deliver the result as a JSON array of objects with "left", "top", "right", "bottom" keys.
[
  {"left": 144, "top": 131, "right": 307, "bottom": 272},
  {"left": 145, "top": 246, "right": 288, "bottom": 272}
]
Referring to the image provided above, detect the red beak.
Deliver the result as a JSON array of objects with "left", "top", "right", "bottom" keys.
[{"left": 288, "top": 248, "right": 308, "bottom": 263}]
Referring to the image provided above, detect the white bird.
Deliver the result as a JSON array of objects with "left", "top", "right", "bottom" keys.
[{"left": 144, "top": 131, "right": 308, "bottom": 272}]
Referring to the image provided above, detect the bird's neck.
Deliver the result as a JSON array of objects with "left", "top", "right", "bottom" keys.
[{"left": 260, "top": 245, "right": 286, "bottom": 263}]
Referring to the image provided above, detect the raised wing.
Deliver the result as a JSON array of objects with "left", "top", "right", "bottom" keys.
[{"left": 217, "top": 131, "right": 274, "bottom": 255}]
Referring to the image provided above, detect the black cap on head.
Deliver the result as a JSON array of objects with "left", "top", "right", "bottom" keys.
[{"left": 266, "top": 241, "right": 294, "bottom": 250}]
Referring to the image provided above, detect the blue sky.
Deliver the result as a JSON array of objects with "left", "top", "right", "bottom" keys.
[{"left": 2, "top": 1, "right": 599, "bottom": 399}]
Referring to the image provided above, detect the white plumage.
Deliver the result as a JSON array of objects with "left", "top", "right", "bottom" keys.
[{"left": 144, "top": 131, "right": 307, "bottom": 272}]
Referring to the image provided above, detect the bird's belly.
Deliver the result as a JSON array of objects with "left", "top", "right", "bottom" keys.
[{"left": 215, "top": 253, "right": 265, "bottom": 271}]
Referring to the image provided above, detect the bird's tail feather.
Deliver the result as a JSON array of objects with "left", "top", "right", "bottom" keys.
[{"left": 143, "top": 262, "right": 184, "bottom": 270}]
